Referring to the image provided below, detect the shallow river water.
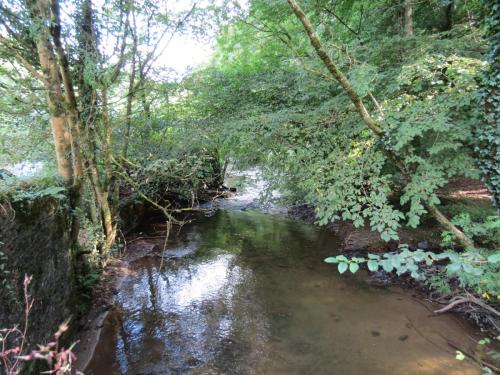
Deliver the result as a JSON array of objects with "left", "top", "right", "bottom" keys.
[{"left": 85, "top": 171, "right": 481, "bottom": 375}]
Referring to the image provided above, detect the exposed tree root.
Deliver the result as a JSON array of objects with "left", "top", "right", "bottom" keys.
[
  {"left": 434, "top": 295, "right": 500, "bottom": 318},
  {"left": 434, "top": 295, "right": 500, "bottom": 333}
]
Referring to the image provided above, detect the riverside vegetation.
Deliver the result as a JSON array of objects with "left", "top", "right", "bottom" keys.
[{"left": 0, "top": 0, "right": 499, "bottom": 373}]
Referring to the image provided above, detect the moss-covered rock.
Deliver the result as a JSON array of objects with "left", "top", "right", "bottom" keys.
[{"left": 0, "top": 194, "right": 73, "bottom": 349}]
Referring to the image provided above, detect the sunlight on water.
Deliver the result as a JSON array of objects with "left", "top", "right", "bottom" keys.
[{"left": 85, "top": 170, "right": 482, "bottom": 375}]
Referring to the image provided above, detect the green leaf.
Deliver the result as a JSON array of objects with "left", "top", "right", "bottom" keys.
[
  {"left": 336, "top": 255, "right": 348, "bottom": 262},
  {"left": 446, "top": 263, "right": 461, "bottom": 273},
  {"left": 381, "top": 231, "right": 391, "bottom": 242},
  {"left": 478, "top": 338, "right": 490, "bottom": 345},
  {"left": 338, "top": 262, "right": 348, "bottom": 274},
  {"left": 487, "top": 253, "right": 500, "bottom": 263},
  {"left": 324, "top": 257, "right": 338, "bottom": 263},
  {"left": 382, "top": 259, "right": 393, "bottom": 272},
  {"left": 349, "top": 262, "right": 360, "bottom": 273},
  {"left": 391, "top": 257, "right": 402, "bottom": 268},
  {"left": 367, "top": 260, "right": 379, "bottom": 272}
]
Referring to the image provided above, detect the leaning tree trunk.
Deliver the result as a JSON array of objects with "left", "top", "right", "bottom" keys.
[
  {"left": 100, "top": 87, "right": 118, "bottom": 251},
  {"left": 287, "top": 0, "right": 475, "bottom": 249}
]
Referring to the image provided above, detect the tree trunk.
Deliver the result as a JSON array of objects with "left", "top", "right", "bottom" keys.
[
  {"left": 100, "top": 87, "right": 118, "bottom": 252},
  {"left": 26, "top": 0, "right": 73, "bottom": 181},
  {"left": 426, "top": 204, "right": 474, "bottom": 249},
  {"left": 441, "top": 1, "right": 454, "bottom": 31},
  {"left": 123, "top": 36, "right": 137, "bottom": 159},
  {"left": 50, "top": 10, "right": 84, "bottom": 186},
  {"left": 77, "top": 0, "right": 99, "bottom": 146},
  {"left": 287, "top": 0, "right": 475, "bottom": 249},
  {"left": 137, "top": 64, "right": 151, "bottom": 119},
  {"left": 403, "top": 0, "right": 414, "bottom": 36},
  {"left": 74, "top": 0, "right": 118, "bottom": 251},
  {"left": 23, "top": 0, "right": 120, "bottom": 250},
  {"left": 287, "top": 2, "right": 382, "bottom": 136},
  {"left": 48, "top": 0, "right": 86, "bottom": 241}
]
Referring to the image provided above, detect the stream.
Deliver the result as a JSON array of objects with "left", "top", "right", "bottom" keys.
[{"left": 85, "top": 170, "right": 481, "bottom": 375}]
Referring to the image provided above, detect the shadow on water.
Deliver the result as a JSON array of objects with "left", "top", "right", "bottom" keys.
[{"left": 86, "top": 208, "right": 481, "bottom": 375}]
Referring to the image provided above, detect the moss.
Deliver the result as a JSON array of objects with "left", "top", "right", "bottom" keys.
[
  {"left": 9, "top": 196, "right": 68, "bottom": 226},
  {"left": 0, "top": 192, "right": 74, "bottom": 350}
]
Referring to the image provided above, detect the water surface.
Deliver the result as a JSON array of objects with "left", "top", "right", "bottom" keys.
[{"left": 86, "top": 208, "right": 480, "bottom": 375}]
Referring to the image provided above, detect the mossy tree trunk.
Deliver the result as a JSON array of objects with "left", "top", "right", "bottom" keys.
[{"left": 26, "top": 0, "right": 74, "bottom": 183}]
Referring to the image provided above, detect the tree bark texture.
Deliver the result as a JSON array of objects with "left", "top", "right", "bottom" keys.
[
  {"left": 403, "top": 0, "right": 414, "bottom": 36},
  {"left": 26, "top": 0, "right": 73, "bottom": 181}
]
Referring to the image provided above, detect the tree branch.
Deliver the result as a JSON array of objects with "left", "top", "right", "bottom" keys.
[
  {"left": 321, "top": 6, "right": 359, "bottom": 37},
  {"left": 0, "top": 34, "right": 50, "bottom": 87},
  {"left": 287, "top": 0, "right": 382, "bottom": 135},
  {"left": 287, "top": 0, "right": 476, "bottom": 249}
]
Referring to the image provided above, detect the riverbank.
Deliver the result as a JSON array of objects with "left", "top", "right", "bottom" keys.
[
  {"left": 288, "top": 177, "right": 500, "bottom": 336},
  {"left": 74, "top": 237, "right": 164, "bottom": 371}
]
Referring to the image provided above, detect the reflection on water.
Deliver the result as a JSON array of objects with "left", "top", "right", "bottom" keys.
[
  {"left": 207, "top": 167, "right": 284, "bottom": 214},
  {"left": 86, "top": 210, "right": 480, "bottom": 375}
]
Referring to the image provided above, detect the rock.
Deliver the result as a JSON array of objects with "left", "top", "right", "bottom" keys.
[
  {"left": 0, "top": 168, "right": 15, "bottom": 180},
  {"left": 417, "top": 240, "right": 429, "bottom": 249}
]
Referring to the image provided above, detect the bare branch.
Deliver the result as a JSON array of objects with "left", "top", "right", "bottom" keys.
[{"left": 321, "top": 6, "right": 360, "bottom": 38}]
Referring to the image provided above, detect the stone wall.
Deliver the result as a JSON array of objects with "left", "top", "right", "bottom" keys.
[{"left": 0, "top": 195, "right": 73, "bottom": 347}]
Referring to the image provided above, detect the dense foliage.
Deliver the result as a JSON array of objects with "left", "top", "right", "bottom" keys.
[
  {"left": 0, "top": 1, "right": 499, "bottom": 362},
  {"left": 168, "top": 0, "right": 500, "bottom": 312},
  {"left": 176, "top": 1, "right": 492, "bottom": 242},
  {"left": 477, "top": 0, "right": 500, "bottom": 207}
]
